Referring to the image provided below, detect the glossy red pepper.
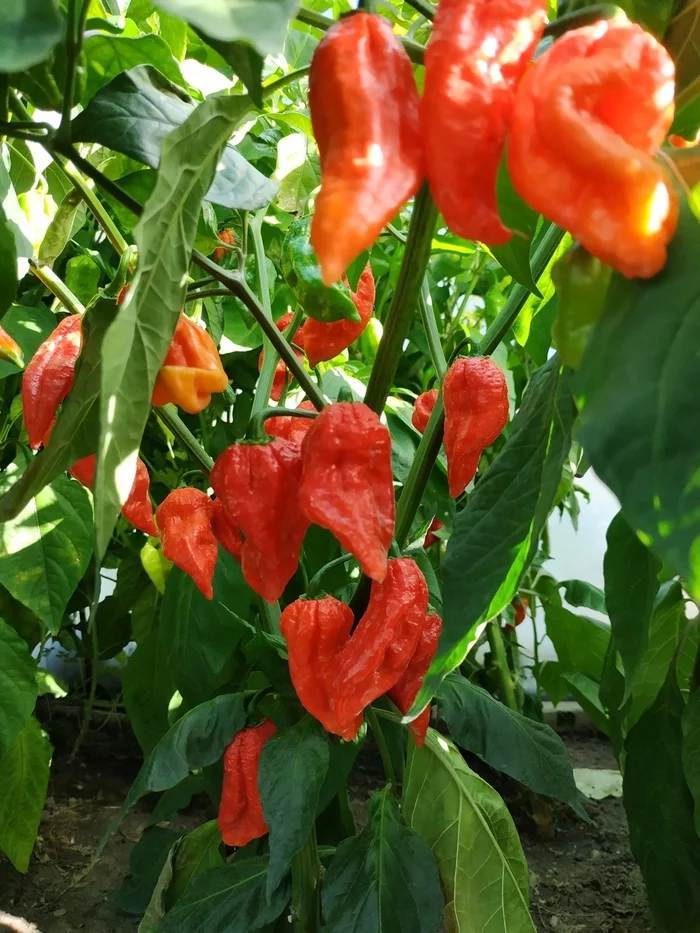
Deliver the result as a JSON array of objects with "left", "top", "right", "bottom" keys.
[
  {"left": 211, "top": 438, "right": 309, "bottom": 602},
  {"left": 152, "top": 314, "right": 228, "bottom": 414},
  {"left": 424, "top": 518, "right": 444, "bottom": 548},
  {"left": 211, "top": 499, "right": 243, "bottom": 563},
  {"left": 506, "top": 596, "right": 529, "bottom": 631},
  {"left": 218, "top": 719, "right": 277, "bottom": 848},
  {"left": 0, "top": 326, "right": 24, "bottom": 369},
  {"left": 155, "top": 488, "right": 219, "bottom": 599},
  {"left": 22, "top": 315, "right": 82, "bottom": 450},
  {"left": 302, "top": 264, "right": 375, "bottom": 368},
  {"left": 299, "top": 402, "right": 395, "bottom": 582},
  {"left": 264, "top": 399, "right": 317, "bottom": 445},
  {"left": 423, "top": 0, "right": 548, "bottom": 245},
  {"left": 70, "top": 454, "right": 158, "bottom": 537},
  {"left": 412, "top": 388, "right": 438, "bottom": 434},
  {"left": 389, "top": 610, "right": 442, "bottom": 746}
]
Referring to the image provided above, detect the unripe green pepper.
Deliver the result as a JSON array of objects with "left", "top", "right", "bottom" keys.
[
  {"left": 281, "top": 217, "right": 360, "bottom": 324},
  {"left": 552, "top": 245, "right": 612, "bottom": 369},
  {"left": 358, "top": 317, "right": 383, "bottom": 360}
]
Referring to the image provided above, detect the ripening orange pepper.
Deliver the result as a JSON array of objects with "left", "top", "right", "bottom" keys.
[
  {"left": 152, "top": 314, "right": 228, "bottom": 415},
  {"left": 214, "top": 229, "right": 236, "bottom": 264},
  {"left": 0, "top": 326, "right": 24, "bottom": 369},
  {"left": 508, "top": 17, "right": 678, "bottom": 279}
]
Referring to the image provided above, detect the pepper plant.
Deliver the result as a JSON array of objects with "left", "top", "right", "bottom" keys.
[{"left": 0, "top": 1, "right": 700, "bottom": 932}]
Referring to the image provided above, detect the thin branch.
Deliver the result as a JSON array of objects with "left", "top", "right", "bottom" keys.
[{"left": 29, "top": 261, "right": 86, "bottom": 315}]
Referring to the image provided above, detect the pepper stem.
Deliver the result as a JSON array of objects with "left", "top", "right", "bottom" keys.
[
  {"left": 486, "top": 619, "right": 520, "bottom": 712},
  {"left": 366, "top": 706, "right": 397, "bottom": 788},
  {"left": 306, "top": 553, "right": 357, "bottom": 598},
  {"left": 29, "top": 260, "right": 86, "bottom": 315},
  {"left": 248, "top": 405, "right": 317, "bottom": 443},
  {"left": 290, "top": 828, "right": 321, "bottom": 933}
]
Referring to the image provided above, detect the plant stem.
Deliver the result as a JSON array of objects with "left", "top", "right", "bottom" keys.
[
  {"left": 57, "top": 155, "right": 128, "bottom": 256},
  {"left": 364, "top": 184, "right": 438, "bottom": 414},
  {"left": 290, "top": 829, "right": 321, "bottom": 933},
  {"left": 258, "top": 597, "right": 282, "bottom": 637},
  {"left": 248, "top": 405, "right": 317, "bottom": 441},
  {"left": 402, "top": 0, "right": 435, "bottom": 19},
  {"left": 419, "top": 280, "right": 448, "bottom": 383},
  {"left": 543, "top": 3, "right": 621, "bottom": 39},
  {"left": 487, "top": 620, "right": 519, "bottom": 712},
  {"left": 29, "top": 260, "right": 86, "bottom": 314},
  {"left": 156, "top": 405, "right": 214, "bottom": 474},
  {"left": 366, "top": 706, "right": 397, "bottom": 787},
  {"left": 307, "top": 553, "right": 356, "bottom": 597},
  {"left": 60, "top": 0, "right": 89, "bottom": 141},
  {"left": 395, "top": 395, "right": 445, "bottom": 547},
  {"left": 249, "top": 208, "right": 279, "bottom": 419},
  {"left": 184, "top": 288, "right": 232, "bottom": 303},
  {"left": 294, "top": 7, "right": 425, "bottom": 64},
  {"left": 262, "top": 68, "right": 310, "bottom": 98}
]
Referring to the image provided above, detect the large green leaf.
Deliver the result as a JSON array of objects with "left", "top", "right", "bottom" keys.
[
  {"left": 0, "top": 717, "right": 51, "bottom": 872},
  {"left": 0, "top": 618, "right": 37, "bottom": 758},
  {"left": 82, "top": 33, "right": 188, "bottom": 104},
  {"left": 194, "top": 30, "right": 264, "bottom": 107},
  {"left": 682, "top": 688, "right": 700, "bottom": 836},
  {"left": 114, "top": 826, "right": 183, "bottom": 915},
  {"left": 403, "top": 732, "right": 535, "bottom": 933},
  {"left": 71, "top": 66, "right": 277, "bottom": 210},
  {"left": 623, "top": 665, "right": 700, "bottom": 932},
  {"left": 545, "top": 605, "right": 609, "bottom": 683},
  {"left": 0, "top": 206, "right": 18, "bottom": 318},
  {"left": 604, "top": 511, "right": 661, "bottom": 702},
  {"left": 160, "top": 550, "right": 252, "bottom": 704},
  {"left": 0, "top": 466, "right": 93, "bottom": 632},
  {"left": 559, "top": 579, "right": 606, "bottom": 614},
  {"left": 0, "top": 0, "right": 64, "bottom": 71},
  {"left": 438, "top": 674, "right": 587, "bottom": 818},
  {"left": 575, "top": 200, "right": 700, "bottom": 600},
  {"left": 259, "top": 717, "right": 330, "bottom": 899},
  {"left": 123, "top": 619, "right": 176, "bottom": 755},
  {"left": 154, "top": 856, "right": 290, "bottom": 932},
  {"left": 413, "top": 356, "right": 568, "bottom": 711},
  {"left": 0, "top": 304, "right": 56, "bottom": 381},
  {"left": 321, "top": 786, "right": 442, "bottom": 933}
]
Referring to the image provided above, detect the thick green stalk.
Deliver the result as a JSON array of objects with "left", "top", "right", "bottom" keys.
[
  {"left": 262, "top": 67, "right": 310, "bottom": 98},
  {"left": 248, "top": 405, "right": 317, "bottom": 442},
  {"left": 487, "top": 620, "right": 519, "bottom": 712},
  {"left": 544, "top": 4, "right": 622, "bottom": 39},
  {"left": 402, "top": 0, "right": 435, "bottom": 19},
  {"left": 156, "top": 406, "right": 214, "bottom": 474},
  {"left": 59, "top": 0, "right": 89, "bottom": 141},
  {"left": 290, "top": 830, "right": 321, "bottom": 933},
  {"left": 419, "top": 281, "right": 447, "bottom": 383},
  {"left": 295, "top": 7, "right": 425, "bottom": 64},
  {"left": 364, "top": 185, "right": 439, "bottom": 414},
  {"left": 58, "top": 156, "right": 128, "bottom": 256},
  {"left": 29, "top": 260, "right": 85, "bottom": 314}
]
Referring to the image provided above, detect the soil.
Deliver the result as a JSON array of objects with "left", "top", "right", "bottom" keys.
[{"left": 0, "top": 721, "right": 652, "bottom": 933}]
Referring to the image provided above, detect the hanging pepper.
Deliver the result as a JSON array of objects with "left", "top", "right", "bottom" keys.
[
  {"left": 508, "top": 17, "right": 678, "bottom": 279},
  {"left": 218, "top": 719, "right": 277, "bottom": 848},
  {"left": 211, "top": 438, "right": 310, "bottom": 602},
  {"left": 412, "top": 388, "right": 438, "bottom": 434},
  {"left": 551, "top": 244, "right": 612, "bottom": 368},
  {"left": 214, "top": 229, "right": 236, "bottom": 264},
  {"left": 211, "top": 499, "right": 243, "bottom": 563},
  {"left": 22, "top": 314, "right": 82, "bottom": 450},
  {"left": 389, "top": 610, "right": 442, "bottom": 746},
  {"left": 281, "top": 558, "right": 429, "bottom": 740},
  {"left": 264, "top": 399, "right": 317, "bottom": 445},
  {"left": 152, "top": 314, "right": 228, "bottom": 415},
  {"left": 303, "top": 264, "right": 375, "bottom": 368},
  {"left": 257, "top": 313, "right": 305, "bottom": 403},
  {"left": 116, "top": 284, "right": 129, "bottom": 306},
  {"left": 0, "top": 325, "right": 24, "bottom": 369},
  {"left": 299, "top": 402, "right": 394, "bottom": 582},
  {"left": 443, "top": 357, "right": 509, "bottom": 498},
  {"left": 423, "top": 0, "right": 548, "bottom": 245},
  {"left": 70, "top": 454, "right": 158, "bottom": 537},
  {"left": 309, "top": 12, "right": 423, "bottom": 285},
  {"left": 282, "top": 217, "right": 361, "bottom": 323},
  {"left": 424, "top": 518, "right": 444, "bottom": 548},
  {"left": 155, "top": 488, "right": 219, "bottom": 599},
  {"left": 507, "top": 596, "right": 529, "bottom": 630}
]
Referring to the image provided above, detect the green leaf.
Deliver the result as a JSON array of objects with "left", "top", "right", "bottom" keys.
[
  {"left": 165, "top": 820, "right": 224, "bottom": 907},
  {"left": 194, "top": 30, "right": 264, "bottom": 107},
  {"left": 0, "top": 717, "right": 51, "bottom": 872},
  {"left": 623, "top": 665, "right": 700, "bottom": 932},
  {"left": 575, "top": 200, "right": 700, "bottom": 600},
  {"left": 150, "top": 0, "right": 301, "bottom": 56},
  {"left": 560, "top": 579, "right": 606, "bottom": 614},
  {"left": 0, "top": 305, "right": 57, "bottom": 381},
  {"left": 160, "top": 550, "right": 252, "bottom": 704},
  {"left": 321, "top": 785, "right": 442, "bottom": 933},
  {"left": 259, "top": 717, "right": 330, "bottom": 899},
  {"left": 0, "top": 0, "right": 64, "bottom": 71},
  {"left": 154, "top": 856, "right": 290, "bottom": 932},
  {"left": 37, "top": 190, "right": 86, "bottom": 268},
  {"left": 0, "top": 206, "right": 18, "bottom": 318},
  {"left": 93, "top": 93, "right": 255, "bottom": 559},
  {"left": 414, "top": 357, "right": 567, "bottom": 710},
  {"left": 0, "top": 466, "right": 93, "bottom": 633},
  {"left": 604, "top": 511, "right": 661, "bottom": 703},
  {"left": 83, "top": 33, "right": 188, "bottom": 104},
  {"left": 403, "top": 731, "right": 535, "bottom": 933},
  {"left": 115, "top": 826, "right": 183, "bottom": 915},
  {"left": 438, "top": 674, "right": 587, "bottom": 818},
  {"left": 682, "top": 688, "right": 700, "bottom": 836},
  {"left": 0, "top": 618, "right": 38, "bottom": 758},
  {"left": 65, "top": 254, "right": 101, "bottom": 306},
  {"left": 492, "top": 153, "right": 540, "bottom": 295},
  {"left": 545, "top": 605, "right": 609, "bottom": 683},
  {"left": 123, "top": 618, "right": 176, "bottom": 755},
  {"left": 71, "top": 66, "right": 277, "bottom": 210}
]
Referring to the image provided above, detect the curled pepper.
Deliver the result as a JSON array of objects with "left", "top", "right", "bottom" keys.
[
  {"left": 218, "top": 719, "right": 277, "bottom": 848},
  {"left": 22, "top": 314, "right": 82, "bottom": 450},
  {"left": 264, "top": 399, "right": 317, "bottom": 445},
  {"left": 156, "top": 488, "right": 219, "bottom": 599},
  {"left": 389, "top": 610, "right": 442, "bottom": 746},
  {"left": 152, "top": 314, "right": 228, "bottom": 415},
  {"left": 412, "top": 388, "right": 438, "bottom": 434},
  {"left": 551, "top": 244, "right": 612, "bottom": 368},
  {"left": 303, "top": 264, "right": 375, "bottom": 368},
  {"left": 211, "top": 438, "right": 310, "bottom": 602},
  {"left": 282, "top": 217, "right": 360, "bottom": 323},
  {"left": 0, "top": 326, "right": 24, "bottom": 369},
  {"left": 70, "top": 454, "right": 158, "bottom": 537},
  {"left": 211, "top": 499, "right": 243, "bottom": 563},
  {"left": 422, "top": 0, "right": 548, "bottom": 245},
  {"left": 299, "top": 402, "right": 395, "bottom": 582},
  {"left": 309, "top": 12, "right": 423, "bottom": 284},
  {"left": 443, "top": 357, "right": 509, "bottom": 498},
  {"left": 508, "top": 17, "right": 678, "bottom": 278}
]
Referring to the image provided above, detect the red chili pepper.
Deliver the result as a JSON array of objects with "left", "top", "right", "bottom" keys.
[
  {"left": 422, "top": 0, "right": 548, "bottom": 245},
  {"left": 299, "top": 402, "right": 395, "bottom": 582},
  {"left": 211, "top": 499, "right": 243, "bottom": 563},
  {"left": 669, "top": 131, "right": 700, "bottom": 148},
  {"left": 152, "top": 314, "right": 228, "bottom": 415},
  {"left": 412, "top": 388, "right": 438, "bottom": 434},
  {"left": 211, "top": 438, "right": 309, "bottom": 602},
  {"left": 443, "top": 357, "right": 509, "bottom": 498},
  {"left": 506, "top": 596, "right": 529, "bottom": 631},
  {"left": 214, "top": 229, "right": 236, "bottom": 264},
  {"left": 22, "top": 315, "right": 83, "bottom": 451},
  {"left": 70, "top": 454, "right": 158, "bottom": 537},
  {"left": 116, "top": 284, "right": 129, "bottom": 306},
  {"left": 156, "top": 488, "right": 219, "bottom": 599},
  {"left": 302, "top": 264, "right": 375, "bottom": 368},
  {"left": 218, "top": 719, "right": 277, "bottom": 848},
  {"left": 389, "top": 610, "right": 442, "bottom": 746},
  {"left": 0, "top": 326, "right": 24, "bottom": 369},
  {"left": 424, "top": 517, "right": 444, "bottom": 548},
  {"left": 309, "top": 12, "right": 423, "bottom": 284},
  {"left": 264, "top": 399, "right": 317, "bottom": 445}
]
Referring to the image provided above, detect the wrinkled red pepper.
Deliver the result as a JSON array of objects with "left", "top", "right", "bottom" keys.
[
  {"left": 264, "top": 399, "right": 317, "bottom": 445},
  {"left": 389, "top": 610, "right": 442, "bottom": 746},
  {"left": 424, "top": 518, "right": 444, "bottom": 548},
  {"left": 211, "top": 499, "right": 243, "bottom": 563},
  {"left": 302, "top": 264, "right": 375, "bottom": 368},
  {"left": 412, "top": 388, "right": 438, "bottom": 434},
  {"left": 155, "top": 488, "right": 219, "bottom": 599},
  {"left": 218, "top": 719, "right": 277, "bottom": 847},
  {"left": 70, "top": 454, "right": 158, "bottom": 537}
]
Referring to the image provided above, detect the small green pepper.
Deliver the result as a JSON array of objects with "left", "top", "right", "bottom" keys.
[
  {"left": 281, "top": 217, "right": 360, "bottom": 324},
  {"left": 552, "top": 245, "right": 612, "bottom": 369},
  {"left": 358, "top": 317, "right": 383, "bottom": 360}
]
